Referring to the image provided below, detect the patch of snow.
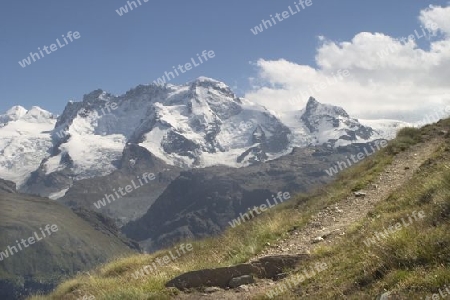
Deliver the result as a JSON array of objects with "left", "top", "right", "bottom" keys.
[
  {"left": 0, "top": 106, "right": 55, "bottom": 187},
  {"left": 48, "top": 188, "right": 70, "bottom": 200}
]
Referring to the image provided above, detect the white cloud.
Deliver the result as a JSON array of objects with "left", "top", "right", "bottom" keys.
[
  {"left": 419, "top": 4, "right": 450, "bottom": 36},
  {"left": 245, "top": 5, "right": 450, "bottom": 121}
]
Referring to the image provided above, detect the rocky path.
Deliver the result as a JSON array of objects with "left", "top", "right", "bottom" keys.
[{"left": 173, "top": 138, "right": 443, "bottom": 300}]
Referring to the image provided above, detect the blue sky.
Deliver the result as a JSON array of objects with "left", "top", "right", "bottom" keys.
[{"left": 1, "top": 0, "right": 449, "bottom": 116}]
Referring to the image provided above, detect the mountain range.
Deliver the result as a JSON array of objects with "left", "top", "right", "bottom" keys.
[{"left": 0, "top": 77, "right": 407, "bottom": 199}]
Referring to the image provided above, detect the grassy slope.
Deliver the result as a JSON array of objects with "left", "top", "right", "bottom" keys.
[
  {"left": 258, "top": 122, "right": 450, "bottom": 299},
  {"left": 0, "top": 192, "right": 135, "bottom": 295},
  {"left": 31, "top": 119, "right": 450, "bottom": 300}
]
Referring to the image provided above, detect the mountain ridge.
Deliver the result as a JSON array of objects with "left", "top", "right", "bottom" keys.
[{"left": 0, "top": 78, "right": 396, "bottom": 197}]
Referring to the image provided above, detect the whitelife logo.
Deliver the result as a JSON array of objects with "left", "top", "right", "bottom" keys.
[
  {"left": 423, "top": 284, "right": 450, "bottom": 299},
  {"left": 414, "top": 105, "right": 450, "bottom": 128},
  {"left": 0, "top": 224, "right": 59, "bottom": 261},
  {"left": 250, "top": 0, "right": 313, "bottom": 35},
  {"left": 131, "top": 243, "right": 194, "bottom": 279},
  {"left": 93, "top": 172, "right": 155, "bottom": 209},
  {"left": 325, "top": 140, "right": 388, "bottom": 177},
  {"left": 18, "top": 31, "right": 81, "bottom": 68},
  {"left": 228, "top": 192, "right": 291, "bottom": 228},
  {"left": 289, "top": 69, "right": 351, "bottom": 106},
  {"left": 363, "top": 211, "right": 426, "bottom": 247},
  {"left": 153, "top": 50, "right": 215, "bottom": 85},
  {"left": 115, "top": 0, "right": 149, "bottom": 16},
  {"left": 377, "top": 21, "right": 439, "bottom": 60}
]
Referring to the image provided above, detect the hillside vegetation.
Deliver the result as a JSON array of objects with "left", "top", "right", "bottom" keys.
[
  {"left": 0, "top": 190, "right": 136, "bottom": 300},
  {"left": 31, "top": 118, "right": 450, "bottom": 300}
]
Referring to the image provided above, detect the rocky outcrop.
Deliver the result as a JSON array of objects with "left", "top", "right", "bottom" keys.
[
  {"left": 0, "top": 178, "right": 16, "bottom": 193},
  {"left": 165, "top": 254, "right": 309, "bottom": 290}
]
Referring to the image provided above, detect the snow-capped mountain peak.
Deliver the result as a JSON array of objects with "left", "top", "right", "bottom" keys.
[
  {"left": 5, "top": 105, "right": 27, "bottom": 118},
  {"left": 0, "top": 106, "right": 27, "bottom": 125},
  {"left": 0, "top": 106, "right": 55, "bottom": 126},
  {"left": 277, "top": 96, "right": 380, "bottom": 147},
  {"left": 0, "top": 106, "right": 56, "bottom": 187},
  {"left": 303, "top": 97, "right": 349, "bottom": 119},
  {"left": 194, "top": 76, "right": 221, "bottom": 83},
  {"left": 22, "top": 106, "right": 55, "bottom": 122}
]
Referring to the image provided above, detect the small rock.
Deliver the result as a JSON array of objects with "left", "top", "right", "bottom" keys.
[
  {"left": 288, "top": 226, "right": 299, "bottom": 233},
  {"left": 238, "top": 285, "right": 250, "bottom": 292},
  {"left": 310, "top": 221, "right": 322, "bottom": 228},
  {"left": 354, "top": 191, "right": 367, "bottom": 198},
  {"left": 274, "top": 273, "right": 288, "bottom": 281},
  {"left": 204, "top": 287, "right": 222, "bottom": 293},
  {"left": 404, "top": 166, "right": 410, "bottom": 170},
  {"left": 377, "top": 291, "right": 391, "bottom": 299},
  {"left": 312, "top": 237, "right": 324, "bottom": 243},
  {"left": 229, "top": 275, "right": 254, "bottom": 288},
  {"left": 322, "top": 231, "right": 333, "bottom": 239}
]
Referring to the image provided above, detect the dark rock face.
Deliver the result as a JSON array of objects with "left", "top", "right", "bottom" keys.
[
  {"left": 165, "top": 254, "right": 309, "bottom": 290},
  {"left": 162, "top": 130, "right": 200, "bottom": 158},
  {"left": 24, "top": 164, "right": 73, "bottom": 197},
  {"left": 0, "top": 178, "right": 16, "bottom": 193},
  {"left": 167, "top": 263, "right": 259, "bottom": 290},
  {"left": 237, "top": 145, "right": 268, "bottom": 164},
  {"left": 119, "top": 143, "right": 159, "bottom": 170}
]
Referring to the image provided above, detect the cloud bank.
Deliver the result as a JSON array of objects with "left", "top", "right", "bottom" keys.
[{"left": 245, "top": 5, "right": 450, "bottom": 121}]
